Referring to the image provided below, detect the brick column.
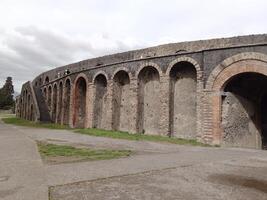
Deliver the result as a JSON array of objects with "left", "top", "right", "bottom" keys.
[{"left": 201, "top": 89, "right": 222, "bottom": 145}]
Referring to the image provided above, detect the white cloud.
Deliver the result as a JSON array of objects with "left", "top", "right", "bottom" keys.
[{"left": 0, "top": 0, "right": 267, "bottom": 91}]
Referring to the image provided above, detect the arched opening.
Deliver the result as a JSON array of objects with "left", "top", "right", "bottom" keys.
[
  {"left": 221, "top": 72, "right": 267, "bottom": 149},
  {"left": 137, "top": 66, "right": 160, "bottom": 135},
  {"left": 45, "top": 76, "right": 49, "bottom": 84},
  {"left": 43, "top": 88, "right": 47, "bottom": 101},
  {"left": 73, "top": 77, "right": 87, "bottom": 128},
  {"left": 63, "top": 79, "right": 71, "bottom": 125},
  {"left": 52, "top": 84, "right": 57, "bottom": 122},
  {"left": 48, "top": 86, "right": 52, "bottom": 115},
  {"left": 169, "top": 62, "right": 197, "bottom": 139},
  {"left": 93, "top": 74, "right": 107, "bottom": 129},
  {"left": 112, "top": 71, "right": 130, "bottom": 131},
  {"left": 57, "top": 82, "right": 63, "bottom": 124}
]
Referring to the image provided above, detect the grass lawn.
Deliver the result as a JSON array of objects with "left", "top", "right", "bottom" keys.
[
  {"left": 2, "top": 117, "right": 69, "bottom": 129},
  {"left": 3, "top": 117, "right": 214, "bottom": 147},
  {"left": 0, "top": 113, "right": 15, "bottom": 119},
  {"left": 38, "top": 142, "right": 131, "bottom": 164},
  {"left": 76, "top": 128, "right": 212, "bottom": 147}
]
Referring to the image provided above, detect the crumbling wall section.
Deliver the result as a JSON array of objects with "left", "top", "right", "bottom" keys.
[{"left": 222, "top": 93, "right": 262, "bottom": 149}]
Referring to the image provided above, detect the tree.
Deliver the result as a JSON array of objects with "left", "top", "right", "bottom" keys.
[{"left": 0, "top": 77, "right": 15, "bottom": 110}]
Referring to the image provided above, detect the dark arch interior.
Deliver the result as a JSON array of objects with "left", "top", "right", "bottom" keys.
[
  {"left": 169, "top": 62, "right": 197, "bottom": 139},
  {"left": 93, "top": 74, "right": 107, "bottom": 128},
  {"left": 137, "top": 66, "right": 160, "bottom": 134},
  {"left": 138, "top": 66, "right": 159, "bottom": 83},
  {"left": 222, "top": 72, "right": 267, "bottom": 149},
  {"left": 74, "top": 77, "right": 87, "bottom": 128},
  {"left": 45, "top": 76, "right": 49, "bottom": 84},
  {"left": 112, "top": 71, "right": 130, "bottom": 131}
]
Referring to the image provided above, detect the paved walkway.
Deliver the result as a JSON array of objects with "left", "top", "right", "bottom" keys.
[
  {"left": 0, "top": 120, "right": 48, "bottom": 200},
  {"left": 1, "top": 121, "right": 267, "bottom": 199}
]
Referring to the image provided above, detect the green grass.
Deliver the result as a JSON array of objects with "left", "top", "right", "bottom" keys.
[
  {"left": 2, "top": 117, "right": 69, "bottom": 129},
  {"left": 38, "top": 142, "right": 131, "bottom": 162},
  {"left": 0, "top": 113, "right": 15, "bottom": 119},
  {"left": 3, "top": 117, "right": 215, "bottom": 147},
  {"left": 76, "top": 128, "right": 212, "bottom": 147}
]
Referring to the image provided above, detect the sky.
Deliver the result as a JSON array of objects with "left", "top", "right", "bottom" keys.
[{"left": 0, "top": 0, "right": 267, "bottom": 92}]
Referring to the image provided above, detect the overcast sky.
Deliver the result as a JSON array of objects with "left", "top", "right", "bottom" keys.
[{"left": 0, "top": 0, "right": 267, "bottom": 92}]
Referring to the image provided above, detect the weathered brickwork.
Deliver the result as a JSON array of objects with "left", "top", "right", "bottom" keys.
[{"left": 17, "top": 34, "right": 267, "bottom": 149}]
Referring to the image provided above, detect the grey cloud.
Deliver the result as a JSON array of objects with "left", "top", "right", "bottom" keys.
[{"left": 0, "top": 26, "right": 142, "bottom": 92}]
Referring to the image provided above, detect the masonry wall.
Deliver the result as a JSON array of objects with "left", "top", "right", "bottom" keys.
[
  {"left": 221, "top": 93, "right": 262, "bottom": 149},
  {"left": 17, "top": 34, "right": 267, "bottom": 148}
]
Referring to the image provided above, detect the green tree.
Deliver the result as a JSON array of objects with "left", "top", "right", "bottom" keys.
[{"left": 0, "top": 77, "right": 15, "bottom": 110}]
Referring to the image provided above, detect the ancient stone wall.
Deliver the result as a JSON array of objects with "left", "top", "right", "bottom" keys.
[{"left": 16, "top": 34, "right": 267, "bottom": 149}]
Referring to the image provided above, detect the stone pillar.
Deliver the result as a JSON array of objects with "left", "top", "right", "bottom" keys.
[
  {"left": 196, "top": 71, "right": 204, "bottom": 141},
  {"left": 60, "top": 87, "right": 65, "bottom": 125},
  {"left": 103, "top": 80, "right": 113, "bottom": 130},
  {"left": 159, "top": 75, "right": 170, "bottom": 136},
  {"left": 68, "top": 82, "right": 74, "bottom": 128},
  {"left": 85, "top": 82, "right": 95, "bottom": 128},
  {"left": 55, "top": 86, "right": 59, "bottom": 124},
  {"left": 130, "top": 78, "right": 138, "bottom": 133}
]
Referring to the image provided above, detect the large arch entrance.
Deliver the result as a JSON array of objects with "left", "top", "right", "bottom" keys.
[
  {"left": 93, "top": 74, "right": 108, "bottom": 129},
  {"left": 221, "top": 72, "right": 267, "bottom": 149},
  {"left": 112, "top": 70, "right": 131, "bottom": 131},
  {"left": 207, "top": 56, "right": 267, "bottom": 149},
  {"left": 169, "top": 62, "right": 197, "bottom": 139},
  {"left": 73, "top": 77, "right": 87, "bottom": 128},
  {"left": 137, "top": 66, "right": 160, "bottom": 135}
]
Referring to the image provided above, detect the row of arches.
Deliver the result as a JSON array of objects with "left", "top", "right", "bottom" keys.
[
  {"left": 17, "top": 89, "right": 34, "bottom": 121},
  {"left": 69, "top": 60, "right": 199, "bottom": 139},
  {"left": 43, "top": 79, "right": 71, "bottom": 125}
]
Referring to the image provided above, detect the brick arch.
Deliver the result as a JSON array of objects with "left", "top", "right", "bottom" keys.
[
  {"left": 111, "top": 68, "right": 132, "bottom": 131},
  {"left": 64, "top": 77, "right": 72, "bottom": 85},
  {"left": 72, "top": 73, "right": 89, "bottom": 128},
  {"left": 135, "top": 62, "right": 162, "bottom": 79},
  {"left": 111, "top": 67, "right": 133, "bottom": 81},
  {"left": 167, "top": 57, "right": 201, "bottom": 139},
  {"left": 44, "top": 76, "right": 50, "bottom": 84},
  {"left": 206, "top": 55, "right": 267, "bottom": 145},
  {"left": 166, "top": 56, "right": 202, "bottom": 79},
  {"left": 63, "top": 77, "right": 72, "bottom": 125},
  {"left": 206, "top": 52, "right": 267, "bottom": 90},
  {"left": 92, "top": 71, "right": 109, "bottom": 84}
]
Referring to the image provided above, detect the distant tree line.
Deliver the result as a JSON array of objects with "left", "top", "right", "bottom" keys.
[{"left": 0, "top": 77, "right": 15, "bottom": 110}]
